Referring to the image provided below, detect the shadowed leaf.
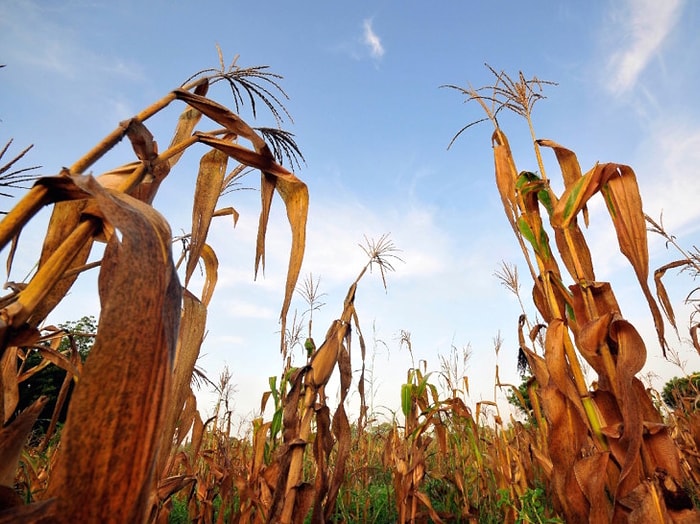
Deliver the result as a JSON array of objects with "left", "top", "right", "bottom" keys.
[
  {"left": 45, "top": 175, "right": 181, "bottom": 522},
  {"left": 0, "top": 396, "right": 47, "bottom": 485}
]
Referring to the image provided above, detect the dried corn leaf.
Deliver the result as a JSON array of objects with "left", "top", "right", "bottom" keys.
[
  {"left": 0, "top": 395, "right": 47, "bottom": 485},
  {"left": 306, "top": 320, "right": 348, "bottom": 388},
  {"left": 198, "top": 243, "right": 218, "bottom": 308},
  {"left": 528, "top": 143, "right": 595, "bottom": 282},
  {"left": 608, "top": 317, "right": 646, "bottom": 498},
  {"left": 167, "top": 80, "right": 208, "bottom": 169},
  {"left": 540, "top": 385, "right": 588, "bottom": 521},
  {"left": 413, "top": 490, "right": 444, "bottom": 523},
  {"left": 323, "top": 345, "right": 352, "bottom": 522},
  {"left": 570, "top": 282, "right": 620, "bottom": 328},
  {"left": 0, "top": 347, "right": 19, "bottom": 423},
  {"left": 492, "top": 129, "right": 519, "bottom": 228},
  {"left": 553, "top": 163, "right": 668, "bottom": 355},
  {"left": 31, "top": 345, "right": 81, "bottom": 379},
  {"left": 644, "top": 421, "right": 684, "bottom": 482},
  {"left": 45, "top": 175, "right": 181, "bottom": 522},
  {"left": 544, "top": 320, "right": 589, "bottom": 426},
  {"left": 617, "top": 480, "right": 668, "bottom": 523},
  {"left": 537, "top": 139, "right": 584, "bottom": 221},
  {"left": 554, "top": 226, "right": 595, "bottom": 283},
  {"left": 517, "top": 316, "right": 549, "bottom": 387},
  {"left": 186, "top": 148, "right": 228, "bottom": 286},
  {"left": 0, "top": 175, "right": 83, "bottom": 252},
  {"left": 156, "top": 290, "right": 207, "bottom": 476},
  {"left": 551, "top": 163, "right": 601, "bottom": 229},
  {"left": 26, "top": 194, "right": 92, "bottom": 327},
  {"left": 653, "top": 260, "right": 687, "bottom": 335},
  {"left": 602, "top": 166, "right": 668, "bottom": 355},
  {"left": 577, "top": 313, "right": 615, "bottom": 390},
  {"left": 196, "top": 134, "right": 307, "bottom": 350},
  {"left": 572, "top": 451, "right": 611, "bottom": 522},
  {"left": 123, "top": 119, "right": 158, "bottom": 165},
  {"left": 4, "top": 234, "right": 19, "bottom": 279}
]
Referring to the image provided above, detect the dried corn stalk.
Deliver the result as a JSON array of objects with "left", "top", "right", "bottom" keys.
[
  {"left": 447, "top": 67, "right": 699, "bottom": 523},
  {"left": 0, "top": 55, "right": 308, "bottom": 523}
]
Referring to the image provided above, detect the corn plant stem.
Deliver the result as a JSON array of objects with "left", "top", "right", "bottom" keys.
[
  {"left": 0, "top": 93, "right": 212, "bottom": 253},
  {"left": 561, "top": 229, "right": 622, "bottom": 402},
  {"left": 562, "top": 229, "right": 588, "bottom": 285},
  {"left": 521, "top": 222, "right": 606, "bottom": 445},
  {"left": 2, "top": 217, "right": 100, "bottom": 327},
  {"left": 70, "top": 93, "right": 177, "bottom": 175},
  {"left": 562, "top": 329, "right": 608, "bottom": 448},
  {"left": 521, "top": 119, "right": 606, "bottom": 444},
  {"left": 526, "top": 114, "right": 547, "bottom": 183},
  {"left": 540, "top": 271, "right": 607, "bottom": 448},
  {"left": 0, "top": 184, "right": 50, "bottom": 252},
  {"left": 281, "top": 384, "right": 316, "bottom": 524}
]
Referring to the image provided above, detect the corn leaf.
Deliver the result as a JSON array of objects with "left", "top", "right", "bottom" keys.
[
  {"left": 186, "top": 148, "right": 228, "bottom": 286},
  {"left": 156, "top": 290, "right": 207, "bottom": 478},
  {"left": 195, "top": 134, "right": 308, "bottom": 351},
  {"left": 0, "top": 395, "right": 47, "bottom": 485},
  {"left": 45, "top": 174, "right": 181, "bottom": 522}
]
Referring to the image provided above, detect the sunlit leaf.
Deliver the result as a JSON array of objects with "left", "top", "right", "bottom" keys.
[{"left": 186, "top": 148, "right": 228, "bottom": 286}]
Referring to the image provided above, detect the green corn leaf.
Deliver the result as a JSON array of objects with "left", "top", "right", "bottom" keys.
[{"left": 401, "top": 383, "right": 413, "bottom": 419}]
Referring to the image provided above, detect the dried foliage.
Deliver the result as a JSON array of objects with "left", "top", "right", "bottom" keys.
[
  {"left": 0, "top": 55, "right": 308, "bottom": 522},
  {"left": 2, "top": 56, "right": 699, "bottom": 524},
  {"left": 0, "top": 140, "right": 41, "bottom": 204},
  {"left": 446, "top": 65, "right": 700, "bottom": 522}
]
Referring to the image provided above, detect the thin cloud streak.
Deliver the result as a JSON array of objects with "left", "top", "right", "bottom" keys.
[
  {"left": 363, "top": 18, "right": 385, "bottom": 59},
  {"left": 638, "top": 123, "right": 700, "bottom": 238},
  {"left": 605, "top": 0, "right": 683, "bottom": 95},
  {"left": 0, "top": 3, "right": 144, "bottom": 83}
]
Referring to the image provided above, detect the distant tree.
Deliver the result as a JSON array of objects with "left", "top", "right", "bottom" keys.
[
  {"left": 506, "top": 375, "right": 535, "bottom": 420},
  {"left": 661, "top": 373, "right": 700, "bottom": 413},
  {"left": 16, "top": 315, "right": 97, "bottom": 434}
]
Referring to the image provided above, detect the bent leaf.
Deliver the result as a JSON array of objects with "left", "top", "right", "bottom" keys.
[
  {"left": 197, "top": 134, "right": 308, "bottom": 351},
  {"left": 186, "top": 148, "right": 228, "bottom": 286}
]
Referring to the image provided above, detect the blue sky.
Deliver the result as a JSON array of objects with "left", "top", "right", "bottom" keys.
[{"left": 1, "top": 1, "right": 699, "bottom": 424}]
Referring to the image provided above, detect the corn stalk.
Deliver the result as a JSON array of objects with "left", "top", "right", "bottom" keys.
[
  {"left": 0, "top": 54, "right": 308, "bottom": 523},
  {"left": 446, "top": 66, "right": 698, "bottom": 523}
]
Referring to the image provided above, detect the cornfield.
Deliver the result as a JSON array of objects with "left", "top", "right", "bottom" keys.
[{"left": 0, "top": 57, "right": 698, "bottom": 523}]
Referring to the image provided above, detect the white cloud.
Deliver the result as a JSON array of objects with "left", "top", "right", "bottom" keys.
[
  {"left": 637, "top": 123, "right": 700, "bottom": 239},
  {"left": 605, "top": 0, "right": 683, "bottom": 94},
  {"left": 362, "top": 18, "right": 385, "bottom": 60}
]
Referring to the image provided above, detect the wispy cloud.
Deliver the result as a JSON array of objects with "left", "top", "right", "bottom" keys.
[
  {"left": 604, "top": 0, "right": 683, "bottom": 95},
  {"left": 362, "top": 18, "right": 385, "bottom": 60},
  {"left": 0, "top": 2, "right": 144, "bottom": 84},
  {"left": 638, "top": 123, "right": 700, "bottom": 238}
]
